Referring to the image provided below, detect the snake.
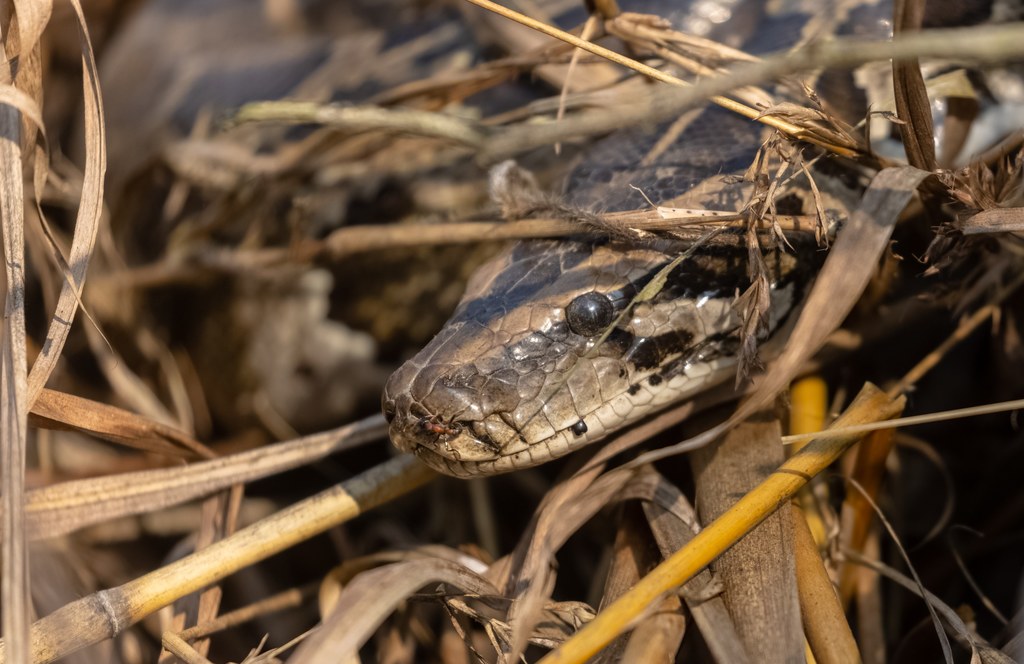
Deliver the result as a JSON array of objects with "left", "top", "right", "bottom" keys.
[{"left": 381, "top": 0, "right": 995, "bottom": 477}]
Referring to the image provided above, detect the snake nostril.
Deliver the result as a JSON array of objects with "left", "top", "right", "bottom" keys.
[{"left": 382, "top": 399, "right": 397, "bottom": 423}]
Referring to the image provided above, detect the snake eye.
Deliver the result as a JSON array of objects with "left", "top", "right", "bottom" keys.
[{"left": 565, "top": 291, "right": 614, "bottom": 337}]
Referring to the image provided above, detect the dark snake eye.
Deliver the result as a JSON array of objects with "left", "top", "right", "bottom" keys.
[{"left": 565, "top": 291, "right": 614, "bottom": 337}]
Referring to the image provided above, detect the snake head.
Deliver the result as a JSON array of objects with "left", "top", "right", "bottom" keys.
[
  {"left": 382, "top": 233, "right": 796, "bottom": 476},
  {"left": 382, "top": 310, "right": 575, "bottom": 476}
]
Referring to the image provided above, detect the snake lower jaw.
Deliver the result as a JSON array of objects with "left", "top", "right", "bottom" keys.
[
  {"left": 384, "top": 399, "right": 509, "bottom": 464},
  {"left": 405, "top": 428, "right": 502, "bottom": 463},
  {"left": 386, "top": 403, "right": 571, "bottom": 475}
]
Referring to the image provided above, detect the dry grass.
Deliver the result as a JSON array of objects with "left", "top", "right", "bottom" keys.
[{"left": 1, "top": 0, "right": 1024, "bottom": 662}]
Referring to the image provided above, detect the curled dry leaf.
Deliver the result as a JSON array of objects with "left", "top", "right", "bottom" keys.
[
  {"left": 291, "top": 558, "right": 499, "bottom": 663},
  {"left": 26, "top": 0, "right": 106, "bottom": 406}
]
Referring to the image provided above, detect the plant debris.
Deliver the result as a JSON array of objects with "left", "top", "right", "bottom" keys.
[{"left": 2, "top": 1, "right": 1024, "bottom": 663}]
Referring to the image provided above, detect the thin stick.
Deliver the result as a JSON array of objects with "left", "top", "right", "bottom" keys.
[
  {"left": 0, "top": 455, "right": 436, "bottom": 664},
  {"left": 174, "top": 586, "right": 312, "bottom": 641},
  {"left": 232, "top": 102, "right": 486, "bottom": 148},
  {"left": 780, "top": 398, "right": 1024, "bottom": 445},
  {"left": 889, "top": 271, "right": 1024, "bottom": 396},
  {"left": 688, "top": 258, "right": 1020, "bottom": 457},
  {"left": 25, "top": 415, "right": 387, "bottom": 541},
  {"left": 463, "top": 0, "right": 821, "bottom": 152},
  {"left": 97, "top": 211, "right": 819, "bottom": 290}
]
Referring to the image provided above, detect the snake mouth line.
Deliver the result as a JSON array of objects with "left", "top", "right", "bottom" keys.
[
  {"left": 394, "top": 407, "right": 571, "bottom": 466},
  {"left": 463, "top": 421, "right": 502, "bottom": 454}
]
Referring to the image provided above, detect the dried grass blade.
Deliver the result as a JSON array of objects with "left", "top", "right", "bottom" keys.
[
  {"left": 1, "top": 6, "right": 55, "bottom": 659},
  {"left": 960, "top": 207, "right": 1024, "bottom": 234},
  {"left": 618, "top": 594, "right": 685, "bottom": 662},
  {"left": 79, "top": 324, "right": 181, "bottom": 427},
  {"left": 779, "top": 398, "right": 1024, "bottom": 445},
  {"left": 7, "top": 3, "right": 47, "bottom": 158},
  {"left": 537, "top": 383, "right": 904, "bottom": 664},
  {"left": 839, "top": 427, "right": 898, "bottom": 604},
  {"left": 0, "top": 87, "right": 45, "bottom": 139},
  {"left": 630, "top": 165, "right": 932, "bottom": 465},
  {"left": 22, "top": 415, "right": 385, "bottom": 541},
  {"left": 9, "top": 1, "right": 51, "bottom": 67},
  {"left": 938, "top": 96, "right": 978, "bottom": 168},
  {"left": 844, "top": 480, "right": 956, "bottom": 663},
  {"left": 595, "top": 504, "right": 663, "bottom": 662},
  {"left": 172, "top": 486, "right": 245, "bottom": 658},
  {"left": 170, "top": 586, "right": 312, "bottom": 644},
  {"left": 28, "top": 388, "right": 210, "bottom": 459},
  {"left": 25, "top": 0, "right": 106, "bottom": 405},
  {"left": 233, "top": 101, "right": 486, "bottom": 147},
  {"left": 503, "top": 466, "right": 636, "bottom": 661},
  {"left": 291, "top": 559, "right": 499, "bottom": 663},
  {"left": 0, "top": 70, "right": 30, "bottom": 664},
  {"left": 892, "top": 0, "right": 936, "bottom": 170}
]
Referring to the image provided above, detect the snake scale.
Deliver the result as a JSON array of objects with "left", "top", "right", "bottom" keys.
[{"left": 381, "top": 0, "right": 986, "bottom": 476}]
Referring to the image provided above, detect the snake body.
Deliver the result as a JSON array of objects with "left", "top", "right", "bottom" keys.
[{"left": 382, "top": 0, "right": 913, "bottom": 476}]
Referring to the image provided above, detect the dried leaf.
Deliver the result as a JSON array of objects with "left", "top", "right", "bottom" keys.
[
  {"left": 691, "top": 417, "right": 803, "bottom": 662},
  {"left": 503, "top": 465, "right": 636, "bottom": 661},
  {"left": 960, "top": 207, "right": 1024, "bottom": 235},
  {"left": 9, "top": 1, "right": 51, "bottom": 69},
  {"left": 28, "top": 388, "right": 210, "bottom": 459},
  {"left": 637, "top": 472, "right": 751, "bottom": 664}
]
